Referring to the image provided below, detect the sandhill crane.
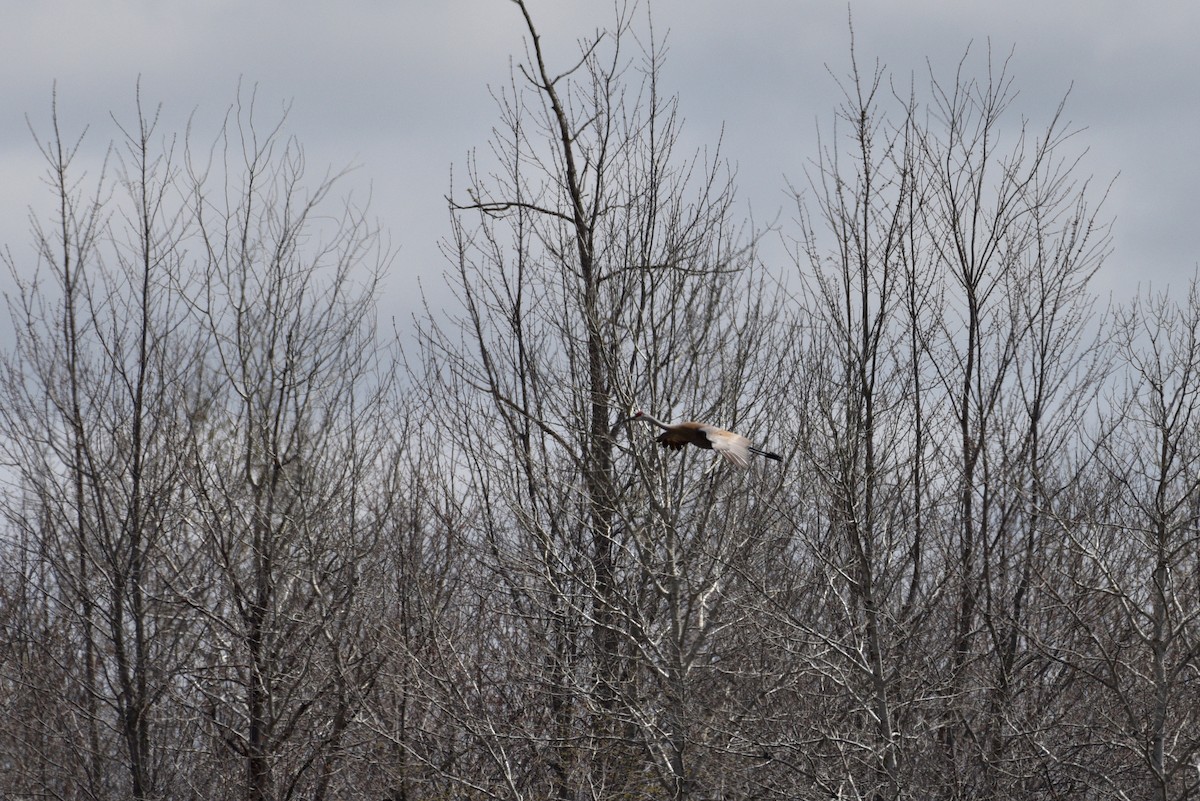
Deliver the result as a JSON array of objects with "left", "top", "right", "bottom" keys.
[{"left": 626, "top": 410, "right": 783, "bottom": 468}]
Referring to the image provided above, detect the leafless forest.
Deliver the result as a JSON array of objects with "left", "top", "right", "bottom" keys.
[{"left": 3, "top": 3, "right": 1199, "bottom": 800}]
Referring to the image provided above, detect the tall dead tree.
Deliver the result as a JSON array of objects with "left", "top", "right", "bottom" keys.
[{"left": 418, "top": 2, "right": 788, "bottom": 797}]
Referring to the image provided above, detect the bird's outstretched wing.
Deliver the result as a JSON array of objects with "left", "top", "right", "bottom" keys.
[{"left": 700, "top": 425, "right": 752, "bottom": 468}]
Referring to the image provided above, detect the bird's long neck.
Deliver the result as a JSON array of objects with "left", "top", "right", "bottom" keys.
[{"left": 637, "top": 413, "right": 672, "bottom": 431}]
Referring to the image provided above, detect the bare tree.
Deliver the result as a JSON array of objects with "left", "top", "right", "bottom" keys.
[
  {"left": 352, "top": 425, "right": 481, "bottom": 801},
  {"left": 0, "top": 90, "right": 208, "bottom": 800},
  {"left": 1044, "top": 284, "right": 1200, "bottom": 801},
  {"left": 178, "top": 92, "right": 394, "bottom": 801},
  {"left": 788, "top": 48, "right": 926, "bottom": 799},
  {"left": 785, "top": 41, "right": 1110, "bottom": 799},
  {"left": 914, "top": 50, "right": 1110, "bottom": 798},
  {"left": 415, "top": 2, "right": 791, "bottom": 798},
  {"left": 0, "top": 86, "right": 397, "bottom": 801}
]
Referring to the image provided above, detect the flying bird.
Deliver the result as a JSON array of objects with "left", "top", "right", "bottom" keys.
[{"left": 626, "top": 410, "right": 783, "bottom": 469}]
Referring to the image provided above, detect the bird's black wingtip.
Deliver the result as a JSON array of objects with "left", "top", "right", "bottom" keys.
[{"left": 750, "top": 446, "right": 784, "bottom": 463}]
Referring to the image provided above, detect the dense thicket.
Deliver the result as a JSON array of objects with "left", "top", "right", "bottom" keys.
[{"left": 3, "top": 5, "right": 1198, "bottom": 801}]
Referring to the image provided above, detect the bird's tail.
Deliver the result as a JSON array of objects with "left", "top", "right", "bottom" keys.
[{"left": 751, "top": 447, "right": 783, "bottom": 462}]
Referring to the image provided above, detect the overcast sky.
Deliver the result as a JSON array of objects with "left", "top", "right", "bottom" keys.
[{"left": 3, "top": 1, "right": 1198, "bottom": 334}]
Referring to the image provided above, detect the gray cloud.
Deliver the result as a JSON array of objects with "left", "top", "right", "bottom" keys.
[{"left": 3, "top": 0, "right": 1195, "bottom": 331}]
